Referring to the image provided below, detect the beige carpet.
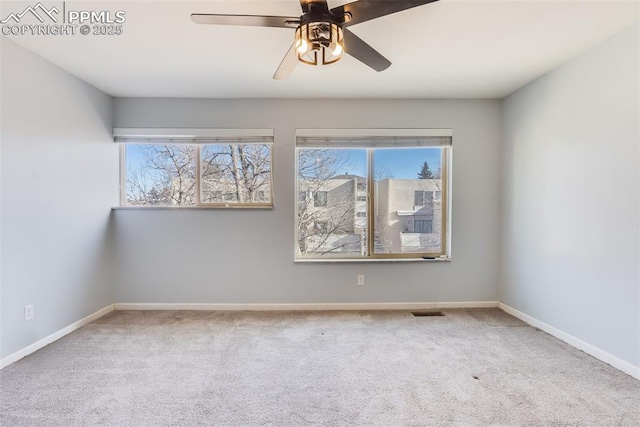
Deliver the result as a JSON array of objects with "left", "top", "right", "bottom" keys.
[{"left": 1, "top": 309, "right": 638, "bottom": 426}]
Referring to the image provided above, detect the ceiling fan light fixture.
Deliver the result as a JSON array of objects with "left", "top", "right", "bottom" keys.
[
  {"left": 295, "top": 38, "right": 309, "bottom": 54},
  {"left": 294, "top": 21, "right": 344, "bottom": 66},
  {"left": 330, "top": 41, "right": 343, "bottom": 56}
]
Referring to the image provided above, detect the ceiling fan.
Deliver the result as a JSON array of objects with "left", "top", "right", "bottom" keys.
[{"left": 191, "top": 0, "right": 439, "bottom": 80}]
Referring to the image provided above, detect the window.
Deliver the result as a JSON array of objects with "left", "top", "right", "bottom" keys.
[
  {"left": 115, "top": 128, "right": 274, "bottom": 208},
  {"left": 200, "top": 143, "right": 272, "bottom": 205},
  {"left": 296, "top": 129, "right": 451, "bottom": 260},
  {"left": 414, "top": 219, "right": 433, "bottom": 234},
  {"left": 414, "top": 191, "right": 433, "bottom": 207},
  {"left": 314, "top": 191, "right": 328, "bottom": 207}
]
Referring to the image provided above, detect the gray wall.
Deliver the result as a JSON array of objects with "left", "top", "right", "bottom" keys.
[
  {"left": 0, "top": 40, "right": 118, "bottom": 359},
  {"left": 500, "top": 25, "right": 639, "bottom": 368},
  {"left": 113, "top": 98, "right": 502, "bottom": 304}
]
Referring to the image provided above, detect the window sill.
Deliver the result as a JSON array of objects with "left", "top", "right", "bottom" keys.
[{"left": 294, "top": 257, "right": 451, "bottom": 263}]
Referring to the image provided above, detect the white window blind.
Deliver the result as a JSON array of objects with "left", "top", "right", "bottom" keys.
[
  {"left": 296, "top": 129, "right": 452, "bottom": 148},
  {"left": 113, "top": 128, "right": 274, "bottom": 144}
]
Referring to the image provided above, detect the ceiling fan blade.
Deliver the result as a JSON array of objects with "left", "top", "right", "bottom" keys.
[
  {"left": 331, "top": 0, "right": 438, "bottom": 27},
  {"left": 300, "top": 0, "right": 329, "bottom": 13},
  {"left": 273, "top": 43, "right": 299, "bottom": 80},
  {"left": 343, "top": 29, "right": 391, "bottom": 72},
  {"left": 191, "top": 14, "right": 299, "bottom": 29}
]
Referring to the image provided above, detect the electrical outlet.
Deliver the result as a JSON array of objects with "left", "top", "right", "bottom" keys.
[
  {"left": 357, "top": 274, "right": 365, "bottom": 286},
  {"left": 24, "top": 304, "right": 34, "bottom": 321}
]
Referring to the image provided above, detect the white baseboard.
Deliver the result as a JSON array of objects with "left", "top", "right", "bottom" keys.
[
  {"left": 114, "top": 301, "right": 499, "bottom": 311},
  {"left": 498, "top": 303, "right": 640, "bottom": 380},
  {"left": 434, "top": 301, "right": 498, "bottom": 309},
  {"left": 0, "top": 304, "right": 115, "bottom": 370}
]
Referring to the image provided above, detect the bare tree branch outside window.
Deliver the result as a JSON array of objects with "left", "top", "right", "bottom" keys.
[
  {"left": 125, "top": 143, "right": 272, "bottom": 207},
  {"left": 297, "top": 148, "right": 366, "bottom": 256}
]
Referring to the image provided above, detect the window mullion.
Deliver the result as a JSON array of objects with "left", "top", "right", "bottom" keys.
[
  {"left": 366, "top": 148, "right": 374, "bottom": 258},
  {"left": 195, "top": 145, "right": 202, "bottom": 206}
]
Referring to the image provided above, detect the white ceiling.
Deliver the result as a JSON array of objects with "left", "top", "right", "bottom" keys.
[{"left": 3, "top": 0, "right": 638, "bottom": 98}]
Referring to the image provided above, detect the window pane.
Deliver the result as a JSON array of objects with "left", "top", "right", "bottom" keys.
[
  {"left": 125, "top": 144, "right": 196, "bottom": 206},
  {"left": 374, "top": 148, "right": 443, "bottom": 254},
  {"left": 297, "top": 148, "right": 367, "bottom": 257},
  {"left": 200, "top": 144, "right": 272, "bottom": 204}
]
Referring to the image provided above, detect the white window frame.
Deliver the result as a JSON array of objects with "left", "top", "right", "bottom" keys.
[
  {"left": 114, "top": 128, "right": 275, "bottom": 209},
  {"left": 295, "top": 129, "right": 452, "bottom": 261}
]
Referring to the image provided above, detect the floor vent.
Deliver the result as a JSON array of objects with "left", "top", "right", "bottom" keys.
[{"left": 411, "top": 311, "right": 445, "bottom": 317}]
